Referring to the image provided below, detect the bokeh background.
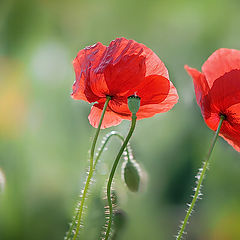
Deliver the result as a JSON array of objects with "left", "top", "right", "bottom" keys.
[{"left": 1, "top": 0, "right": 240, "bottom": 239}]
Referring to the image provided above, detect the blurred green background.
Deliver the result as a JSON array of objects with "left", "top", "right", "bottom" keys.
[{"left": 1, "top": 0, "right": 240, "bottom": 239}]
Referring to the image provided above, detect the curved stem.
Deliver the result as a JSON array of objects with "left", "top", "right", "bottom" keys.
[
  {"left": 105, "top": 114, "right": 137, "bottom": 240},
  {"left": 93, "top": 131, "right": 130, "bottom": 171},
  {"left": 68, "top": 96, "right": 111, "bottom": 240},
  {"left": 66, "top": 131, "right": 128, "bottom": 240},
  {"left": 176, "top": 115, "right": 225, "bottom": 240}
]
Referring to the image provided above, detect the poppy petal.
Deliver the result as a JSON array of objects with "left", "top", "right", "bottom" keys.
[
  {"left": 88, "top": 104, "right": 123, "bottom": 129},
  {"left": 203, "top": 102, "right": 240, "bottom": 152},
  {"left": 88, "top": 71, "right": 109, "bottom": 98},
  {"left": 126, "top": 75, "right": 176, "bottom": 105},
  {"left": 108, "top": 100, "right": 131, "bottom": 118},
  {"left": 92, "top": 38, "right": 147, "bottom": 95},
  {"left": 203, "top": 111, "right": 221, "bottom": 132},
  {"left": 101, "top": 37, "right": 145, "bottom": 65},
  {"left": 108, "top": 101, "right": 175, "bottom": 120},
  {"left": 72, "top": 42, "right": 107, "bottom": 102},
  {"left": 103, "top": 54, "right": 146, "bottom": 95},
  {"left": 137, "top": 84, "right": 179, "bottom": 118},
  {"left": 204, "top": 114, "right": 240, "bottom": 152},
  {"left": 221, "top": 135, "right": 240, "bottom": 152},
  {"left": 207, "top": 69, "right": 240, "bottom": 110},
  {"left": 220, "top": 102, "right": 240, "bottom": 152},
  {"left": 185, "top": 65, "right": 210, "bottom": 106},
  {"left": 202, "top": 48, "right": 240, "bottom": 88},
  {"left": 92, "top": 37, "right": 169, "bottom": 95},
  {"left": 140, "top": 44, "right": 169, "bottom": 79},
  {"left": 107, "top": 78, "right": 178, "bottom": 119}
]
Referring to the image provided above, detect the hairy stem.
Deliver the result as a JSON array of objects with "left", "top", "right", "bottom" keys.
[
  {"left": 105, "top": 114, "right": 137, "bottom": 240},
  {"left": 176, "top": 115, "right": 225, "bottom": 240},
  {"left": 93, "top": 131, "right": 131, "bottom": 171},
  {"left": 66, "top": 96, "right": 111, "bottom": 240}
]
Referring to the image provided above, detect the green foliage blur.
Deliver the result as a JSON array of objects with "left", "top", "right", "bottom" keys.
[{"left": 1, "top": 0, "right": 240, "bottom": 239}]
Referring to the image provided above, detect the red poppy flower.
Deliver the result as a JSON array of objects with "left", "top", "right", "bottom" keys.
[
  {"left": 72, "top": 37, "right": 178, "bottom": 128},
  {"left": 185, "top": 48, "right": 240, "bottom": 151}
]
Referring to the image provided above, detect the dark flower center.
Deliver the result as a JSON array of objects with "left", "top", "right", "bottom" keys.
[
  {"left": 128, "top": 94, "right": 141, "bottom": 100},
  {"left": 219, "top": 112, "right": 227, "bottom": 120}
]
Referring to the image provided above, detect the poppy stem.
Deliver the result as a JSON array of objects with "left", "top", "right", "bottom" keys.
[
  {"left": 93, "top": 131, "right": 131, "bottom": 171},
  {"left": 104, "top": 114, "right": 137, "bottom": 240},
  {"left": 69, "top": 96, "right": 111, "bottom": 240},
  {"left": 176, "top": 115, "right": 225, "bottom": 240}
]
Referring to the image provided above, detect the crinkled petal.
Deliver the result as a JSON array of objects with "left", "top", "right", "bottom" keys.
[
  {"left": 72, "top": 42, "right": 107, "bottom": 102},
  {"left": 92, "top": 37, "right": 169, "bottom": 95},
  {"left": 88, "top": 104, "right": 123, "bottom": 129},
  {"left": 99, "top": 37, "right": 145, "bottom": 66},
  {"left": 103, "top": 54, "right": 146, "bottom": 95},
  {"left": 92, "top": 38, "right": 146, "bottom": 95},
  {"left": 89, "top": 71, "right": 109, "bottom": 98},
  {"left": 202, "top": 48, "right": 240, "bottom": 88},
  {"left": 185, "top": 65, "right": 210, "bottom": 106}
]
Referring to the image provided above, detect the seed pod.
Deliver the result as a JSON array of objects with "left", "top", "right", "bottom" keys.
[
  {"left": 127, "top": 95, "right": 141, "bottom": 114},
  {"left": 122, "top": 160, "right": 140, "bottom": 192}
]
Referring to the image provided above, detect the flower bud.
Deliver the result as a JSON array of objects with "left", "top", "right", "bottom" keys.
[
  {"left": 122, "top": 160, "right": 140, "bottom": 192},
  {"left": 127, "top": 95, "right": 141, "bottom": 115},
  {"left": 113, "top": 209, "right": 127, "bottom": 231}
]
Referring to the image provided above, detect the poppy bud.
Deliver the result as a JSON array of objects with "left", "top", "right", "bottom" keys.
[
  {"left": 113, "top": 209, "right": 127, "bottom": 231},
  {"left": 122, "top": 160, "right": 140, "bottom": 192},
  {"left": 127, "top": 95, "right": 141, "bottom": 115}
]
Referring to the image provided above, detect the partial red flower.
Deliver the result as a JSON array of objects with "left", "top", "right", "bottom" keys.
[
  {"left": 185, "top": 48, "right": 240, "bottom": 152},
  {"left": 72, "top": 37, "right": 178, "bottom": 128}
]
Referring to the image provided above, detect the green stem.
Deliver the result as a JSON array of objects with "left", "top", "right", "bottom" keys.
[
  {"left": 176, "top": 115, "right": 225, "bottom": 240},
  {"left": 66, "top": 131, "right": 128, "bottom": 240},
  {"left": 93, "top": 131, "right": 130, "bottom": 171},
  {"left": 68, "top": 96, "right": 111, "bottom": 240},
  {"left": 105, "top": 114, "right": 137, "bottom": 240}
]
